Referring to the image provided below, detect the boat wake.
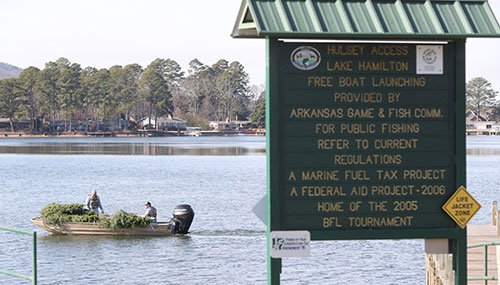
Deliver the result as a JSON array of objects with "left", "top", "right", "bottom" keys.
[{"left": 192, "top": 229, "right": 265, "bottom": 237}]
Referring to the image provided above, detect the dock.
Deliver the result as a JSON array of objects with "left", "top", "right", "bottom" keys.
[
  {"left": 468, "top": 223, "right": 499, "bottom": 284},
  {"left": 427, "top": 201, "right": 500, "bottom": 285}
]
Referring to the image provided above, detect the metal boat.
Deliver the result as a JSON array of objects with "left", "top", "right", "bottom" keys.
[
  {"left": 32, "top": 204, "right": 194, "bottom": 236},
  {"left": 31, "top": 217, "right": 174, "bottom": 236}
]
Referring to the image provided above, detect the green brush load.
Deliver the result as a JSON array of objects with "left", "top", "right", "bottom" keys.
[{"left": 39, "top": 203, "right": 149, "bottom": 229}]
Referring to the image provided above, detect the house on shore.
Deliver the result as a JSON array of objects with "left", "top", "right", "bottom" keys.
[
  {"left": 0, "top": 118, "right": 39, "bottom": 131},
  {"left": 50, "top": 119, "right": 130, "bottom": 132},
  {"left": 137, "top": 116, "right": 187, "bottom": 131},
  {"left": 466, "top": 111, "right": 499, "bottom": 135},
  {"left": 209, "top": 119, "right": 254, "bottom": 131}
]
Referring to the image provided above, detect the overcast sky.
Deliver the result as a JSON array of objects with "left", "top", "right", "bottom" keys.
[{"left": 1, "top": 0, "right": 500, "bottom": 90}]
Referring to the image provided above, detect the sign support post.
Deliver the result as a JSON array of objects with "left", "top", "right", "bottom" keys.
[
  {"left": 266, "top": 37, "right": 282, "bottom": 285},
  {"left": 453, "top": 38, "right": 467, "bottom": 285}
]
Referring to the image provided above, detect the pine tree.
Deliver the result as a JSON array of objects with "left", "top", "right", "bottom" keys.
[{"left": 466, "top": 77, "right": 498, "bottom": 120}]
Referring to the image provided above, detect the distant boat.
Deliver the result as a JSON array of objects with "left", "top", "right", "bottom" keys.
[{"left": 184, "top": 127, "right": 202, "bottom": 137}]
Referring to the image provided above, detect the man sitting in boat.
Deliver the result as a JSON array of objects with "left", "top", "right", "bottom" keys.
[
  {"left": 144, "top": 201, "right": 157, "bottom": 223},
  {"left": 85, "top": 190, "right": 104, "bottom": 215}
]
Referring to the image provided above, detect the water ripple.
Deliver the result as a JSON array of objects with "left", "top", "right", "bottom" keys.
[{"left": 192, "top": 229, "right": 266, "bottom": 237}]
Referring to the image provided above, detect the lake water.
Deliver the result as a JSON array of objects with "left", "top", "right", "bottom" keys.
[{"left": 0, "top": 136, "right": 498, "bottom": 285}]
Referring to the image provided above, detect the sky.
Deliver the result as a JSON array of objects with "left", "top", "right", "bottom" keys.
[{"left": 1, "top": 0, "right": 500, "bottom": 90}]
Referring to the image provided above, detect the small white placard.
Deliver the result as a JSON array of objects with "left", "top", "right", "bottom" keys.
[
  {"left": 416, "top": 45, "right": 443, "bottom": 74},
  {"left": 270, "top": 230, "right": 310, "bottom": 258}
]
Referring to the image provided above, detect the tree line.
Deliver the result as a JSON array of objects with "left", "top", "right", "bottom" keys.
[
  {"left": 0, "top": 57, "right": 266, "bottom": 132},
  {"left": 1, "top": 57, "right": 498, "bottom": 134}
]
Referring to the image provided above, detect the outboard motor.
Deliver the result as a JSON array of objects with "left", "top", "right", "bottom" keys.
[{"left": 171, "top": 204, "right": 194, "bottom": 234}]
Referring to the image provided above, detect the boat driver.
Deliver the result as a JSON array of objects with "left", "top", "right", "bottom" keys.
[{"left": 144, "top": 201, "right": 157, "bottom": 223}]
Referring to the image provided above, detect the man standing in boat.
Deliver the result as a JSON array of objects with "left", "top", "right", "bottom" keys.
[
  {"left": 144, "top": 201, "right": 157, "bottom": 223},
  {"left": 85, "top": 190, "right": 104, "bottom": 215}
]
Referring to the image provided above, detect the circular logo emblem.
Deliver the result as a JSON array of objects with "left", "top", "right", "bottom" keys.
[
  {"left": 290, "top": 46, "right": 321, "bottom": 70},
  {"left": 422, "top": 48, "right": 437, "bottom": 64}
]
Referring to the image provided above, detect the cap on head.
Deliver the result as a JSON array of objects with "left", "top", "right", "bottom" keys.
[{"left": 145, "top": 201, "right": 151, "bottom": 207}]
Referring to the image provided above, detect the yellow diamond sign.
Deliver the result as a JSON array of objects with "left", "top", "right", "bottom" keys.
[{"left": 442, "top": 186, "right": 481, "bottom": 228}]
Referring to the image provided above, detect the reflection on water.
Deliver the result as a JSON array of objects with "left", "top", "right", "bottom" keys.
[
  {"left": 467, "top": 148, "right": 500, "bottom": 155},
  {"left": 467, "top": 136, "right": 500, "bottom": 155},
  {"left": 1, "top": 136, "right": 499, "bottom": 156},
  {"left": 0, "top": 137, "right": 266, "bottom": 155}
]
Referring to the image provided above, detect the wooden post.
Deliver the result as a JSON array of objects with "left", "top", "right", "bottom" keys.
[
  {"left": 492, "top": 201, "right": 497, "bottom": 226},
  {"left": 493, "top": 201, "right": 499, "bottom": 235},
  {"left": 497, "top": 211, "right": 500, "bottom": 235}
]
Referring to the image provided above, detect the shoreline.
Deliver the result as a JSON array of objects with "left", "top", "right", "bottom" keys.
[
  {"left": 1, "top": 129, "right": 497, "bottom": 139},
  {"left": 0, "top": 130, "right": 266, "bottom": 139}
]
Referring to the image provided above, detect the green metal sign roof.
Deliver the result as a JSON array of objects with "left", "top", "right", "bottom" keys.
[{"left": 232, "top": 0, "right": 500, "bottom": 39}]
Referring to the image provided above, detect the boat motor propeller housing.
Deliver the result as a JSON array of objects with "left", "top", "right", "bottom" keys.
[{"left": 171, "top": 204, "right": 194, "bottom": 234}]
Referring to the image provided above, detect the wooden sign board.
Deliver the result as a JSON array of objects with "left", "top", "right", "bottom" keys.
[{"left": 268, "top": 41, "right": 465, "bottom": 240}]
